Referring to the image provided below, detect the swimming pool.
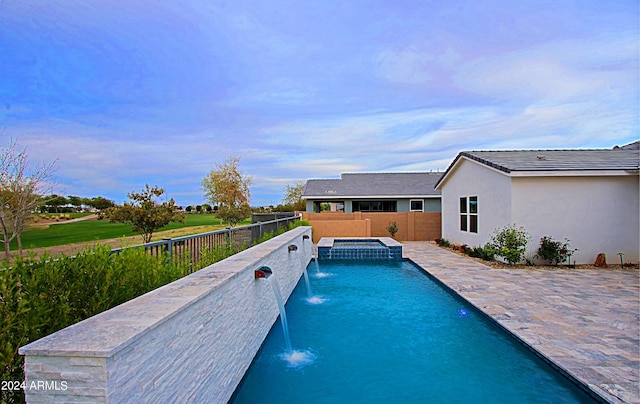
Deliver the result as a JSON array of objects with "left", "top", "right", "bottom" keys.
[{"left": 231, "top": 260, "right": 596, "bottom": 403}]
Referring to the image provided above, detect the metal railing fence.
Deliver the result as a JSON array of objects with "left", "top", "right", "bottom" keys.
[{"left": 110, "top": 214, "right": 301, "bottom": 268}]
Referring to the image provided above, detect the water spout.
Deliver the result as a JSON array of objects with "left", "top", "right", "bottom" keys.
[
  {"left": 255, "top": 266, "right": 273, "bottom": 279},
  {"left": 288, "top": 244, "right": 298, "bottom": 252}
]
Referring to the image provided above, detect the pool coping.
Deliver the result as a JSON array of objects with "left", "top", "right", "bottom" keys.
[
  {"left": 316, "top": 236, "right": 402, "bottom": 249},
  {"left": 403, "top": 241, "right": 639, "bottom": 404}
]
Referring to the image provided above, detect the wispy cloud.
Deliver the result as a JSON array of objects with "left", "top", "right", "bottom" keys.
[{"left": 0, "top": 0, "right": 637, "bottom": 206}]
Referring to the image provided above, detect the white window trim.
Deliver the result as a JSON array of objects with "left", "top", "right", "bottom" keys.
[
  {"left": 410, "top": 199, "right": 424, "bottom": 212},
  {"left": 459, "top": 196, "right": 478, "bottom": 233}
]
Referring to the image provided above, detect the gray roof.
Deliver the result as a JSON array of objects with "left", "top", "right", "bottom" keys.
[
  {"left": 614, "top": 140, "right": 639, "bottom": 150},
  {"left": 436, "top": 146, "right": 640, "bottom": 188},
  {"left": 302, "top": 172, "right": 443, "bottom": 198}
]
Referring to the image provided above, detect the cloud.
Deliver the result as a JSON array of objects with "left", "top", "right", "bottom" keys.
[{"left": 455, "top": 31, "right": 638, "bottom": 103}]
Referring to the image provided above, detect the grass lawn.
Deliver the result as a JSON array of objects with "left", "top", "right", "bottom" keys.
[{"left": 13, "top": 214, "right": 252, "bottom": 250}]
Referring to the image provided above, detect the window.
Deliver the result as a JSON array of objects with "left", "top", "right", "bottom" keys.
[
  {"left": 459, "top": 197, "right": 467, "bottom": 231},
  {"left": 410, "top": 199, "right": 424, "bottom": 212},
  {"left": 459, "top": 196, "right": 478, "bottom": 233},
  {"left": 353, "top": 201, "right": 397, "bottom": 212},
  {"left": 469, "top": 196, "right": 478, "bottom": 233}
]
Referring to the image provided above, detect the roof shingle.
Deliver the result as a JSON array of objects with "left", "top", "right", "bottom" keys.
[{"left": 303, "top": 172, "right": 443, "bottom": 198}]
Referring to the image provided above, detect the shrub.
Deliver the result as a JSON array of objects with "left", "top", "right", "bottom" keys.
[
  {"left": 487, "top": 224, "right": 531, "bottom": 264},
  {"left": 435, "top": 238, "right": 451, "bottom": 247},
  {"left": 0, "top": 245, "right": 193, "bottom": 403},
  {"left": 386, "top": 222, "right": 399, "bottom": 238},
  {"left": 452, "top": 244, "right": 469, "bottom": 254},
  {"left": 468, "top": 245, "right": 495, "bottom": 261},
  {"left": 536, "top": 236, "right": 573, "bottom": 266}
]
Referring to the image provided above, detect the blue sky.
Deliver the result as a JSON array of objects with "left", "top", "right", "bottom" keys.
[{"left": 0, "top": 1, "right": 637, "bottom": 207}]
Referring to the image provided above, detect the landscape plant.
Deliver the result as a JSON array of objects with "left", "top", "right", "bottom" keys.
[
  {"left": 0, "top": 245, "right": 188, "bottom": 403},
  {"left": 202, "top": 156, "right": 252, "bottom": 226},
  {"left": 386, "top": 221, "right": 399, "bottom": 238},
  {"left": 281, "top": 181, "right": 307, "bottom": 211},
  {"left": 435, "top": 238, "right": 451, "bottom": 247},
  {"left": 467, "top": 245, "right": 495, "bottom": 261},
  {"left": 486, "top": 224, "right": 531, "bottom": 264},
  {"left": 102, "top": 184, "right": 185, "bottom": 243},
  {"left": 0, "top": 138, "right": 57, "bottom": 261},
  {"left": 535, "top": 236, "right": 573, "bottom": 265}
]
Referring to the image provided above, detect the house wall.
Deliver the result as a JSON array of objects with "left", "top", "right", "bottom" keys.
[
  {"left": 512, "top": 175, "right": 639, "bottom": 264},
  {"left": 441, "top": 158, "right": 512, "bottom": 247},
  {"left": 306, "top": 198, "right": 442, "bottom": 213}
]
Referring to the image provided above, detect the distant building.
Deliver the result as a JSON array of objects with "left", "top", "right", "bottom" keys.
[{"left": 302, "top": 172, "right": 443, "bottom": 213}]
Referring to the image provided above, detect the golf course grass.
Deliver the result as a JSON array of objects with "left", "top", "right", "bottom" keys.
[{"left": 13, "top": 214, "right": 251, "bottom": 250}]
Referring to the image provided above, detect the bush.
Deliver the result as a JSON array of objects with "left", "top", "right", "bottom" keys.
[
  {"left": 386, "top": 222, "right": 399, "bottom": 238},
  {"left": 536, "top": 236, "right": 573, "bottom": 265},
  {"left": 435, "top": 238, "right": 451, "bottom": 247},
  {"left": 487, "top": 224, "right": 531, "bottom": 264},
  {"left": 467, "top": 245, "right": 495, "bottom": 261},
  {"left": 0, "top": 245, "right": 192, "bottom": 403}
]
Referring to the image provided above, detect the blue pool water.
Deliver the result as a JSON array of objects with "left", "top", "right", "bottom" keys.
[
  {"left": 333, "top": 239, "right": 384, "bottom": 247},
  {"left": 231, "top": 260, "right": 595, "bottom": 403}
]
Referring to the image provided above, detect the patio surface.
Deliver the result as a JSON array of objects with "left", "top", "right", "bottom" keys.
[{"left": 403, "top": 242, "right": 640, "bottom": 404}]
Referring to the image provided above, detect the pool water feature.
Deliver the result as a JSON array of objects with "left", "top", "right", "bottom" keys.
[
  {"left": 232, "top": 260, "right": 596, "bottom": 403},
  {"left": 318, "top": 237, "right": 402, "bottom": 260},
  {"left": 332, "top": 239, "right": 385, "bottom": 247}
]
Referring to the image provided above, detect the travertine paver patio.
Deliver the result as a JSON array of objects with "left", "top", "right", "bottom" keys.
[{"left": 403, "top": 242, "right": 640, "bottom": 404}]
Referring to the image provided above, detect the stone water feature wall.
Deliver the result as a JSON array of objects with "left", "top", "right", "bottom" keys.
[{"left": 19, "top": 227, "right": 313, "bottom": 403}]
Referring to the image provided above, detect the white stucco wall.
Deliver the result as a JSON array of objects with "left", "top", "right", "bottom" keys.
[
  {"left": 440, "top": 156, "right": 639, "bottom": 264},
  {"left": 440, "top": 158, "right": 512, "bottom": 247},
  {"left": 512, "top": 175, "right": 639, "bottom": 264}
]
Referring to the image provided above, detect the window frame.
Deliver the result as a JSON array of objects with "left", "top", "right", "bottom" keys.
[
  {"left": 459, "top": 196, "right": 478, "bottom": 233},
  {"left": 459, "top": 197, "right": 467, "bottom": 231},
  {"left": 353, "top": 200, "right": 397, "bottom": 212},
  {"left": 410, "top": 199, "right": 424, "bottom": 212}
]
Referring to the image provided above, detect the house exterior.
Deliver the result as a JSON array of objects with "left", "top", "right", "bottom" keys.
[
  {"left": 302, "top": 172, "right": 443, "bottom": 213},
  {"left": 301, "top": 172, "right": 443, "bottom": 242},
  {"left": 435, "top": 145, "right": 640, "bottom": 264}
]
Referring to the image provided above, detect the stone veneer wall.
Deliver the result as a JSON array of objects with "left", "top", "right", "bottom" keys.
[{"left": 19, "top": 226, "right": 313, "bottom": 403}]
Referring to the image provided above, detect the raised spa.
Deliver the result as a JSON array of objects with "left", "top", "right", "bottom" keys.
[{"left": 317, "top": 237, "right": 403, "bottom": 260}]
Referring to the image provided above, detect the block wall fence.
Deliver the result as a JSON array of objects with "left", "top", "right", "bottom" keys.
[
  {"left": 19, "top": 227, "right": 313, "bottom": 403},
  {"left": 301, "top": 211, "right": 441, "bottom": 243}
]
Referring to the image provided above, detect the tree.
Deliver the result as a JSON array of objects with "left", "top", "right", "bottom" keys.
[
  {"left": 202, "top": 156, "right": 252, "bottom": 226},
  {"left": 88, "top": 196, "right": 115, "bottom": 210},
  {"left": 44, "top": 194, "right": 69, "bottom": 213},
  {"left": 282, "top": 181, "right": 306, "bottom": 211},
  {"left": 68, "top": 195, "right": 84, "bottom": 211},
  {"left": 103, "top": 184, "right": 184, "bottom": 243},
  {"left": 0, "top": 138, "right": 56, "bottom": 261}
]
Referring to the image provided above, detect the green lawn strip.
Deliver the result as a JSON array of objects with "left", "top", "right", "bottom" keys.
[{"left": 13, "top": 215, "right": 252, "bottom": 250}]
